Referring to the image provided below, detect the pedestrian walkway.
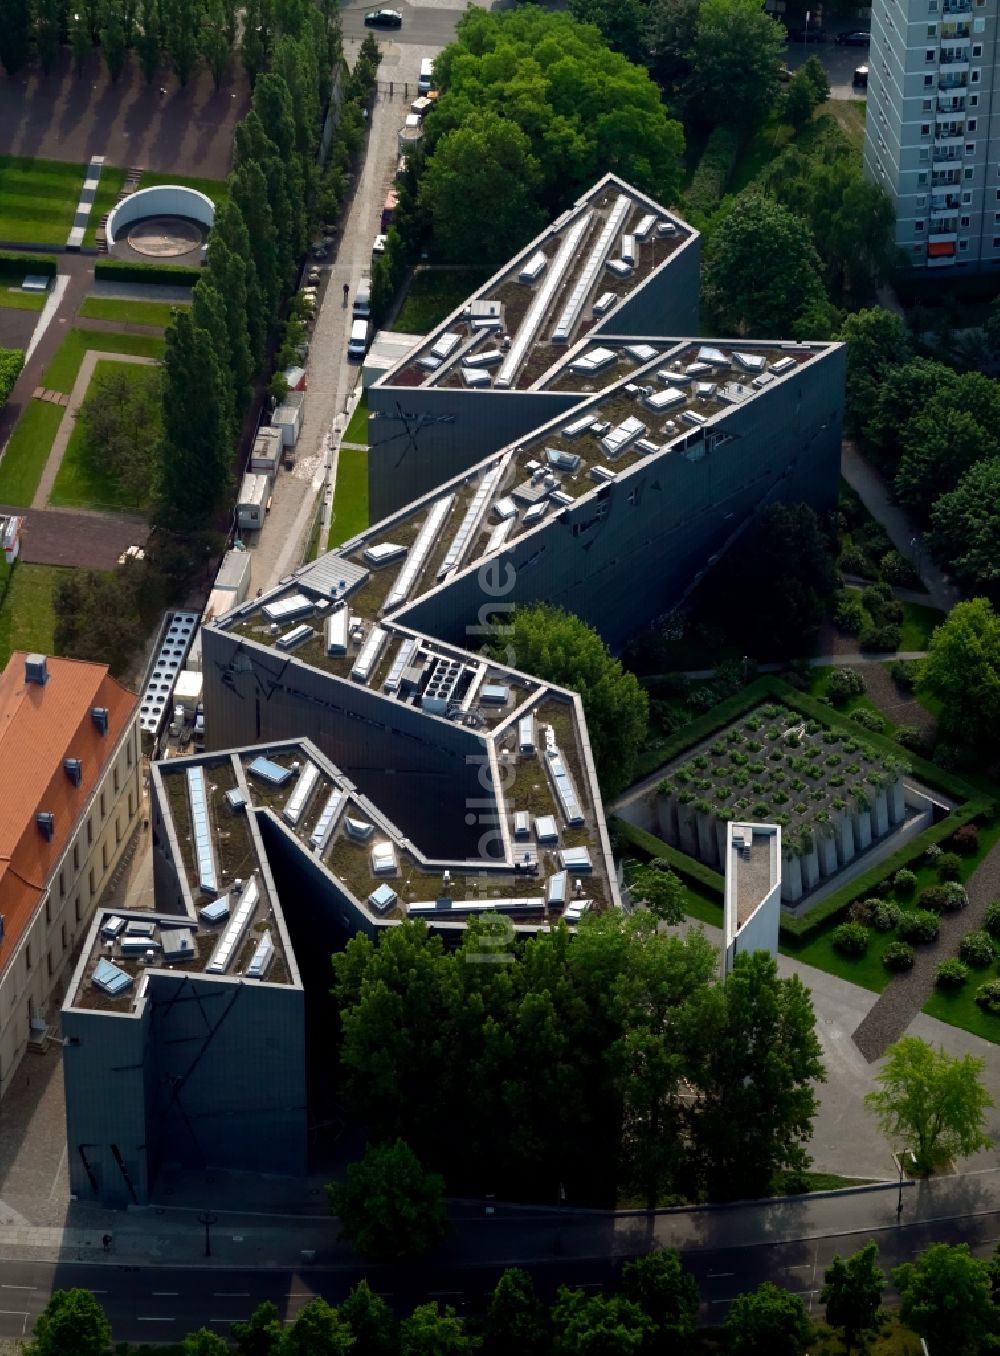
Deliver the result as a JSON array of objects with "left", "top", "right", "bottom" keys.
[
  {"left": 842, "top": 441, "right": 960, "bottom": 614},
  {"left": 66, "top": 155, "right": 105, "bottom": 250}
]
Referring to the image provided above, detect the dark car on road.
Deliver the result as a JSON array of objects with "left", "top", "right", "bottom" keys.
[
  {"left": 786, "top": 26, "right": 827, "bottom": 41},
  {"left": 836, "top": 30, "right": 871, "bottom": 45},
  {"left": 364, "top": 7, "right": 402, "bottom": 26}
]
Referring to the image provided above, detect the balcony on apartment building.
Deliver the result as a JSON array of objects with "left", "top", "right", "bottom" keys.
[
  {"left": 937, "top": 94, "right": 966, "bottom": 113},
  {"left": 938, "top": 73, "right": 968, "bottom": 91},
  {"left": 940, "top": 21, "right": 972, "bottom": 38},
  {"left": 941, "top": 0, "right": 972, "bottom": 13},
  {"left": 938, "top": 48, "right": 971, "bottom": 74},
  {"left": 931, "top": 191, "right": 961, "bottom": 211},
  {"left": 935, "top": 122, "right": 965, "bottom": 140},
  {"left": 931, "top": 168, "right": 963, "bottom": 186}
]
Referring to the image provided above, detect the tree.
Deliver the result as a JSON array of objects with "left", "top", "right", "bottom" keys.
[
  {"left": 201, "top": 0, "right": 230, "bottom": 87},
  {"left": 783, "top": 70, "right": 816, "bottom": 129},
  {"left": 69, "top": 6, "right": 90, "bottom": 75},
  {"left": 685, "top": 951, "right": 825, "bottom": 1201},
  {"left": 552, "top": 1287, "right": 652, "bottom": 1355},
  {"left": 0, "top": 0, "right": 31, "bottom": 74},
  {"left": 865, "top": 1036, "right": 994, "bottom": 1173},
  {"left": 801, "top": 54, "right": 830, "bottom": 104},
  {"left": 619, "top": 1249, "right": 699, "bottom": 1350},
  {"left": 487, "top": 604, "right": 648, "bottom": 798},
  {"left": 400, "top": 1303, "right": 476, "bottom": 1356},
  {"left": 280, "top": 1299, "right": 354, "bottom": 1356},
  {"left": 419, "top": 112, "right": 546, "bottom": 271},
  {"left": 702, "top": 192, "right": 831, "bottom": 338},
  {"left": 204, "top": 235, "right": 255, "bottom": 415},
  {"left": 76, "top": 362, "right": 162, "bottom": 505},
  {"left": 921, "top": 597, "right": 1000, "bottom": 747},
  {"left": 688, "top": 0, "right": 785, "bottom": 129},
  {"left": 157, "top": 309, "right": 232, "bottom": 527},
  {"left": 820, "top": 1242, "right": 884, "bottom": 1355},
  {"left": 33, "top": 0, "right": 62, "bottom": 73},
  {"left": 724, "top": 1283, "right": 812, "bottom": 1356},
  {"left": 568, "top": 0, "right": 647, "bottom": 63},
  {"left": 328, "top": 1138, "right": 450, "bottom": 1261},
  {"left": 893, "top": 1243, "right": 997, "bottom": 1355},
  {"left": 929, "top": 458, "right": 1000, "bottom": 592},
  {"left": 211, "top": 197, "right": 267, "bottom": 361},
  {"left": 862, "top": 357, "right": 960, "bottom": 472},
  {"left": 837, "top": 309, "right": 911, "bottom": 437},
  {"left": 163, "top": 0, "right": 199, "bottom": 84},
  {"left": 137, "top": 0, "right": 161, "bottom": 81},
  {"left": 339, "top": 1281, "right": 397, "bottom": 1356},
  {"left": 894, "top": 404, "right": 997, "bottom": 518},
  {"left": 643, "top": 0, "right": 698, "bottom": 90},
  {"left": 54, "top": 567, "right": 147, "bottom": 677},
  {"left": 184, "top": 1331, "right": 230, "bottom": 1356},
  {"left": 231, "top": 1300, "right": 282, "bottom": 1356},
  {"left": 241, "top": 0, "right": 270, "bottom": 84},
  {"left": 26, "top": 1289, "right": 113, "bottom": 1356},
  {"left": 483, "top": 1268, "right": 549, "bottom": 1356},
  {"left": 100, "top": 0, "right": 128, "bottom": 81},
  {"left": 627, "top": 863, "right": 685, "bottom": 923}
]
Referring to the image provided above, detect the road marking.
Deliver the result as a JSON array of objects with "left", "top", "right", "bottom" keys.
[
  {"left": 786, "top": 1264, "right": 812, "bottom": 1271},
  {"left": 707, "top": 1271, "right": 734, "bottom": 1278},
  {"left": 152, "top": 1292, "right": 179, "bottom": 1297},
  {"left": 1, "top": 1286, "right": 36, "bottom": 1292},
  {"left": 137, "top": 1316, "right": 175, "bottom": 1322},
  {"left": 210, "top": 1317, "right": 248, "bottom": 1324},
  {"left": 214, "top": 1292, "right": 250, "bottom": 1298}
]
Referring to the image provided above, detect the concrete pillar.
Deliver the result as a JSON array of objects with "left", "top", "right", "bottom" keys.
[
  {"left": 819, "top": 832, "right": 838, "bottom": 877},
  {"left": 802, "top": 846, "right": 819, "bottom": 891},
  {"left": 696, "top": 811, "right": 717, "bottom": 866},
  {"left": 853, "top": 804, "right": 872, "bottom": 851},
  {"left": 889, "top": 778, "right": 905, "bottom": 825},
  {"left": 715, "top": 819, "right": 730, "bottom": 865},
  {"left": 873, "top": 789, "right": 889, "bottom": 838},
  {"left": 782, "top": 854, "right": 803, "bottom": 903},
  {"left": 677, "top": 802, "right": 698, "bottom": 857},
  {"left": 657, "top": 794, "right": 678, "bottom": 844},
  {"left": 836, "top": 811, "right": 856, "bottom": 866}
]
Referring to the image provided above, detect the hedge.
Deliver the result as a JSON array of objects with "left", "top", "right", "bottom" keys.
[
  {"left": 631, "top": 676, "right": 779, "bottom": 781},
  {"left": 0, "top": 348, "right": 23, "bottom": 407},
  {"left": 613, "top": 818, "right": 725, "bottom": 899},
  {"left": 685, "top": 124, "right": 742, "bottom": 221},
  {"left": 0, "top": 250, "right": 57, "bottom": 282},
  {"left": 94, "top": 260, "right": 201, "bottom": 287}
]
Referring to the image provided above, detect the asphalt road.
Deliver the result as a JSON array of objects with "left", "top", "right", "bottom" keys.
[
  {"left": 785, "top": 36, "right": 871, "bottom": 99},
  {"left": 0, "top": 1208, "right": 992, "bottom": 1342},
  {"left": 341, "top": 3, "right": 468, "bottom": 47}
]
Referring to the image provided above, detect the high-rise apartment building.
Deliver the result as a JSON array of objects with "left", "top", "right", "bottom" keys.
[{"left": 864, "top": 0, "right": 998, "bottom": 270}]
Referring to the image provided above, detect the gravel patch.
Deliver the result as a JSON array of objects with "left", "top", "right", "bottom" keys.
[{"left": 861, "top": 662, "right": 937, "bottom": 742}]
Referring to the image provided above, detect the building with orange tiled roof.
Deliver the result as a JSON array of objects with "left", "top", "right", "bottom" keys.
[{"left": 0, "top": 652, "right": 140, "bottom": 1094}]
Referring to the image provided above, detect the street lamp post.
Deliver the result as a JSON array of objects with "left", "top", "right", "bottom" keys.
[
  {"left": 910, "top": 535, "right": 921, "bottom": 577},
  {"left": 197, "top": 1210, "right": 218, "bottom": 1258},
  {"left": 895, "top": 1149, "right": 916, "bottom": 1221}
]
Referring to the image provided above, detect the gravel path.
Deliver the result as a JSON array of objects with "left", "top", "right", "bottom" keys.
[
  {"left": 852, "top": 837, "right": 1000, "bottom": 1061},
  {"left": 860, "top": 662, "right": 938, "bottom": 742}
]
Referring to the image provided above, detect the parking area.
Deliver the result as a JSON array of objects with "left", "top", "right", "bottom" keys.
[{"left": 785, "top": 34, "right": 871, "bottom": 100}]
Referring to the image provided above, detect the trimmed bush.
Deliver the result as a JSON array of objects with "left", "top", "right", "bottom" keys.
[
  {"left": 862, "top": 581, "right": 893, "bottom": 609},
  {"left": 937, "top": 851, "right": 963, "bottom": 882},
  {"left": 827, "top": 667, "right": 865, "bottom": 705},
  {"left": 983, "top": 901, "right": 1000, "bottom": 938},
  {"left": 883, "top": 941, "right": 915, "bottom": 972},
  {"left": 834, "top": 591, "right": 865, "bottom": 635},
  {"left": 832, "top": 921, "right": 870, "bottom": 957},
  {"left": 0, "top": 348, "right": 23, "bottom": 408},
  {"left": 897, "top": 910, "right": 940, "bottom": 944},
  {"left": 94, "top": 259, "right": 201, "bottom": 287},
  {"left": 0, "top": 250, "right": 57, "bottom": 281},
  {"left": 918, "top": 885, "right": 950, "bottom": 914},
  {"left": 950, "top": 823, "right": 980, "bottom": 855},
  {"left": 872, "top": 899, "right": 902, "bottom": 932},
  {"left": 936, "top": 958, "right": 969, "bottom": 990},
  {"left": 941, "top": 881, "right": 968, "bottom": 911},
  {"left": 840, "top": 544, "right": 869, "bottom": 575},
  {"left": 894, "top": 725, "right": 928, "bottom": 754},
  {"left": 880, "top": 549, "right": 919, "bottom": 587},
  {"left": 924, "top": 843, "right": 942, "bottom": 863},
  {"left": 685, "top": 124, "right": 742, "bottom": 219},
  {"left": 893, "top": 868, "right": 917, "bottom": 896},
  {"left": 859, "top": 621, "right": 902, "bottom": 652},
  {"left": 959, "top": 930, "right": 996, "bottom": 968},
  {"left": 850, "top": 708, "right": 886, "bottom": 733},
  {"left": 848, "top": 898, "right": 875, "bottom": 926},
  {"left": 975, "top": 979, "right": 1000, "bottom": 1014}
]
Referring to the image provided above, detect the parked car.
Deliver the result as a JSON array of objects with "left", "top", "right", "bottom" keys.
[
  {"left": 364, "top": 7, "right": 402, "bottom": 26},
  {"left": 836, "top": 30, "right": 871, "bottom": 45},
  {"left": 372, "top": 233, "right": 387, "bottom": 256},
  {"left": 778, "top": 63, "right": 792, "bottom": 82},
  {"left": 853, "top": 64, "right": 869, "bottom": 87},
  {"left": 786, "top": 26, "right": 827, "bottom": 42}
]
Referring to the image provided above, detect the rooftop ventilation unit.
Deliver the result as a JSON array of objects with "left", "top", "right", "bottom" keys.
[
  {"left": 656, "top": 220, "right": 677, "bottom": 237},
  {"left": 346, "top": 816, "right": 375, "bottom": 841},
  {"left": 564, "top": 899, "right": 591, "bottom": 922},
  {"left": 246, "top": 930, "right": 275, "bottom": 979},
  {"left": 187, "top": 765, "right": 219, "bottom": 894},
  {"left": 592, "top": 291, "right": 616, "bottom": 319},
  {"left": 496, "top": 210, "right": 592, "bottom": 388},
  {"left": 25, "top": 653, "right": 48, "bottom": 686},
  {"left": 563, "top": 416, "right": 594, "bottom": 440},
  {"left": 463, "top": 348, "right": 502, "bottom": 368},
  {"left": 283, "top": 761, "right": 320, "bottom": 828},
  {"left": 771, "top": 356, "right": 796, "bottom": 375},
  {"left": 635, "top": 438, "right": 659, "bottom": 456},
  {"left": 601, "top": 416, "right": 646, "bottom": 459},
  {"left": 645, "top": 387, "right": 685, "bottom": 413},
  {"left": 371, "top": 841, "right": 397, "bottom": 874},
  {"left": 698, "top": 346, "right": 728, "bottom": 367},
  {"left": 248, "top": 755, "right": 294, "bottom": 787},
  {"left": 125, "top": 919, "right": 155, "bottom": 938},
  {"left": 277, "top": 623, "right": 313, "bottom": 651},
  {"left": 225, "top": 788, "right": 247, "bottom": 812},
  {"left": 462, "top": 366, "right": 491, "bottom": 388},
  {"left": 549, "top": 489, "right": 573, "bottom": 507},
  {"left": 310, "top": 788, "right": 345, "bottom": 853},
  {"left": 486, "top": 518, "right": 515, "bottom": 553},
  {"left": 199, "top": 898, "right": 230, "bottom": 924},
  {"left": 547, "top": 870, "right": 569, "bottom": 907},
  {"left": 384, "top": 495, "right": 455, "bottom": 611},
  {"left": 523, "top": 502, "right": 547, "bottom": 526},
  {"left": 369, "top": 883, "right": 398, "bottom": 913},
  {"left": 606, "top": 258, "right": 631, "bottom": 278},
  {"left": 624, "top": 343, "right": 658, "bottom": 363},
  {"left": 92, "top": 958, "right": 133, "bottom": 997},
  {"left": 518, "top": 715, "right": 535, "bottom": 753},
  {"left": 430, "top": 331, "right": 462, "bottom": 363},
  {"left": 569, "top": 346, "right": 617, "bottom": 375},
  {"left": 363, "top": 542, "right": 407, "bottom": 569},
  {"left": 545, "top": 747, "right": 585, "bottom": 826},
  {"left": 101, "top": 915, "right": 126, "bottom": 940},
  {"left": 90, "top": 706, "right": 109, "bottom": 735},
  {"left": 263, "top": 593, "right": 313, "bottom": 624},
  {"left": 63, "top": 757, "right": 83, "bottom": 787},
  {"left": 36, "top": 811, "right": 54, "bottom": 841},
  {"left": 481, "top": 683, "right": 509, "bottom": 705},
  {"left": 518, "top": 250, "right": 548, "bottom": 284},
  {"left": 752, "top": 371, "right": 775, "bottom": 389},
  {"left": 634, "top": 213, "right": 656, "bottom": 240},
  {"left": 408, "top": 897, "right": 544, "bottom": 918},
  {"left": 120, "top": 934, "right": 160, "bottom": 957},
  {"left": 493, "top": 497, "right": 517, "bottom": 521},
  {"left": 559, "top": 846, "right": 593, "bottom": 872},
  {"left": 438, "top": 466, "right": 501, "bottom": 581},
  {"left": 385, "top": 637, "right": 418, "bottom": 693},
  {"left": 351, "top": 625, "right": 388, "bottom": 684},
  {"left": 552, "top": 194, "right": 630, "bottom": 344},
  {"left": 695, "top": 382, "right": 716, "bottom": 400},
  {"left": 535, "top": 814, "right": 559, "bottom": 843},
  {"left": 682, "top": 409, "right": 708, "bottom": 428},
  {"left": 590, "top": 466, "right": 615, "bottom": 484},
  {"left": 734, "top": 351, "right": 766, "bottom": 373},
  {"left": 620, "top": 234, "right": 636, "bottom": 268},
  {"left": 206, "top": 875, "right": 259, "bottom": 974},
  {"left": 161, "top": 928, "right": 196, "bottom": 963},
  {"left": 684, "top": 361, "right": 711, "bottom": 379},
  {"left": 325, "top": 606, "right": 349, "bottom": 657}
]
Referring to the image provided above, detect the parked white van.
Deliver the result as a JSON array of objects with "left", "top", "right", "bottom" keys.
[
  {"left": 352, "top": 276, "right": 372, "bottom": 319},
  {"left": 418, "top": 57, "right": 433, "bottom": 93},
  {"left": 348, "top": 318, "right": 370, "bottom": 360}
]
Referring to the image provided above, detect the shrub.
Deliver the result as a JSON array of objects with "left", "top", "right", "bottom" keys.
[
  {"left": 0, "top": 250, "right": 57, "bottom": 281},
  {"left": 848, "top": 898, "right": 875, "bottom": 926},
  {"left": 850, "top": 708, "right": 886, "bottom": 733},
  {"left": 883, "top": 941, "right": 915, "bottom": 972},
  {"left": 941, "top": 881, "right": 968, "bottom": 911},
  {"left": 859, "top": 621, "right": 902, "bottom": 652},
  {"left": 936, "top": 958, "right": 970, "bottom": 991},
  {"left": 950, "top": 823, "right": 980, "bottom": 856},
  {"left": 880, "top": 549, "right": 919, "bottom": 587},
  {"left": 840, "top": 543, "right": 869, "bottom": 576},
  {"left": 959, "top": 930, "right": 996, "bottom": 968},
  {"left": 975, "top": 980, "right": 1000, "bottom": 1014},
  {"left": 893, "top": 868, "right": 917, "bottom": 896},
  {"left": 924, "top": 843, "right": 942, "bottom": 863},
  {"left": 872, "top": 899, "right": 902, "bottom": 932},
  {"left": 897, "top": 910, "right": 940, "bottom": 944},
  {"left": 894, "top": 725, "right": 927, "bottom": 754},
  {"left": 94, "top": 259, "right": 202, "bottom": 286},
  {"left": 888, "top": 659, "right": 918, "bottom": 692},
  {"left": 834, "top": 591, "right": 865, "bottom": 635},
  {"left": 918, "top": 884, "right": 950, "bottom": 913},
  {"left": 685, "top": 124, "right": 743, "bottom": 219},
  {"left": 861, "top": 581, "right": 893, "bottom": 609},
  {"left": 983, "top": 901, "right": 1000, "bottom": 938},
  {"left": 937, "top": 851, "right": 963, "bottom": 882},
  {"left": 0, "top": 349, "right": 23, "bottom": 408},
  {"left": 827, "top": 667, "right": 865, "bottom": 705},
  {"left": 832, "top": 921, "right": 870, "bottom": 957}
]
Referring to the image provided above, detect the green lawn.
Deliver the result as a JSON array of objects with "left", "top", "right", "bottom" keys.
[
  {"left": 924, "top": 971, "right": 1000, "bottom": 1041},
  {"left": 782, "top": 923, "right": 899, "bottom": 993},
  {"left": 0, "top": 561, "right": 68, "bottom": 668},
  {"left": 0, "top": 155, "right": 84, "bottom": 245},
  {"left": 729, "top": 101, "right": 866, "bottom": 199},
  {"left": 41, "top": 328, "right": 164, "bottom": 393},
  {"left": 83, "top": 165, "right": 128, "bottom": 248},
  {"left": 0, "top": 401, "right": 65, "bottom": 505},
  {"left": 327, "top": 447, "right": 369, "bottom": 549},
  {"left": 343, "top": 393, "right": 369, "bottom": 445},
  {"left": 394, "top": 269, "right": 491, "bottom": 335},
  {"left": 78, "top": 296, "right": 187, "bottom": 328},
  {"left": 900, "top": 600, "right": 944, "bottom": 651},
  {"left": 48, "top": 360, "right": 151, "bottom": 512},
  {"left": 0, "top": 288, "right": 46, "bottom": 312},
  {"left": 136, "top": 170, "right": 229, "bottom": 208}
]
